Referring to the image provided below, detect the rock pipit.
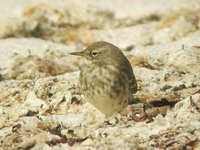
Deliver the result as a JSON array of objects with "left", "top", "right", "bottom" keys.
[{"left": 70, "top": 41, "right": 137, "bottom": 116}]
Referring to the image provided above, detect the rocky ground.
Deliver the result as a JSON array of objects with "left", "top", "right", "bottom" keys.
[{"left": 0, "top": 0, "right": 200, "bottom": 149}]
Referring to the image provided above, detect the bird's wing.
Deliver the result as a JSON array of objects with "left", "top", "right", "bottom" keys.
[
  {"left": 128, "top": 74, "right": 137, "bottom": 93},
  {"left": 120, "top": 64, "right": 137, "bottom": 94}
]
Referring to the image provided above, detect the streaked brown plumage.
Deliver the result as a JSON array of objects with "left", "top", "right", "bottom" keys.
[{"left": 70, "top": 41, "right": 137, "bottom": 115}]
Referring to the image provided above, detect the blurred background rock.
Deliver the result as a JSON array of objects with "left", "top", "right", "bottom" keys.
[{"left": 0, "top": 0, "right": 200, "bottom": 149}]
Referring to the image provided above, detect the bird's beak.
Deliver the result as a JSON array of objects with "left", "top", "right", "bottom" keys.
[
  {"left": 69, "top": 51, "right": 86, "bottom": 57},
  {"left": 70, "top": 50, "right": 91, "bottom": 60}
]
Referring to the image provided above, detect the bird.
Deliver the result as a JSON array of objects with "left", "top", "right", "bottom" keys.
[{"left": 70, "top": 41, "right": 137, "bottom": 116}]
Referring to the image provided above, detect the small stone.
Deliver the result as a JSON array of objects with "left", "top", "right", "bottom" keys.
[{"left": 81, "top": 138, "right": 94, "bottom": 146}]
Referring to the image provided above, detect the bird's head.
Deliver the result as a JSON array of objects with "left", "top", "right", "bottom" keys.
[{"left": 70, "top": 41, "right": 125, "bottom": 65}]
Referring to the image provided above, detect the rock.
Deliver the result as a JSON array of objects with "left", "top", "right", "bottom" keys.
[
  {"left": 0, "top": 0, "right": 200, "bottom": 149},
  {"left": 24, "top": 91, "right": 49, "bottom": 114}
]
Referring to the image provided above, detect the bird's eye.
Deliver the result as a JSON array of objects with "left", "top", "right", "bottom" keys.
[{"left": 91, "top": 51, "right": 98, "bottom": 57}]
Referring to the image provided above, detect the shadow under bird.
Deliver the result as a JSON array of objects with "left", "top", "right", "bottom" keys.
[{"left": 70, "top": 41, "right": 137, "bottom": 116}]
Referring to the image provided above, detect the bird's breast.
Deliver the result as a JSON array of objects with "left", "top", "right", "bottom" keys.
[
  {"left": 80, "top": 64, "right": 130, "bottom": 98},
  {"left": 79, "top": 64, "right": 131, "bottom": 115}
]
